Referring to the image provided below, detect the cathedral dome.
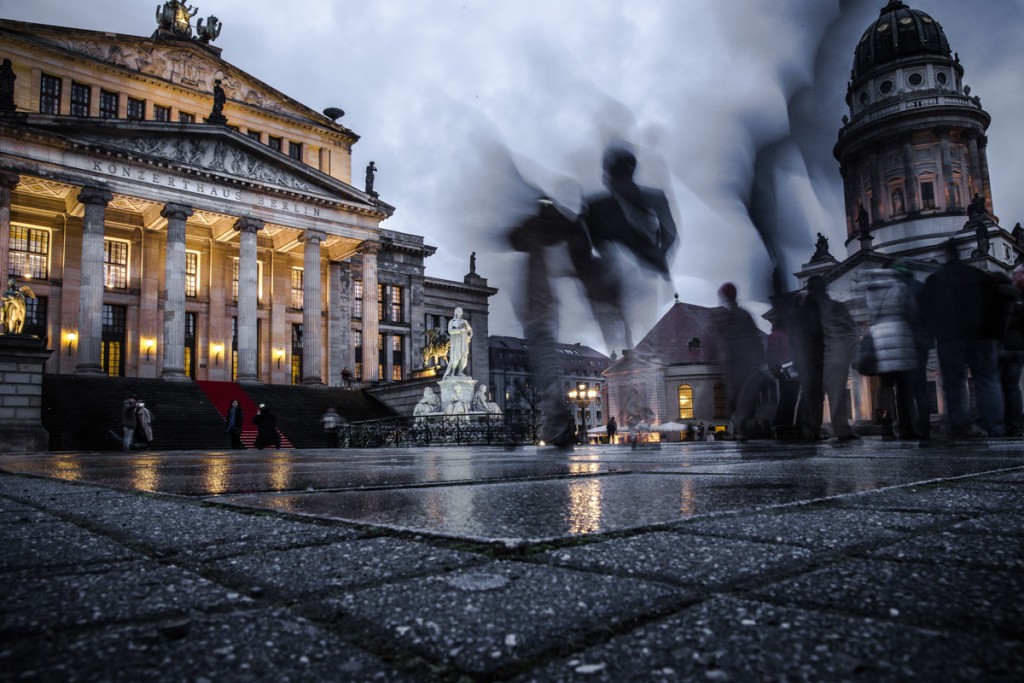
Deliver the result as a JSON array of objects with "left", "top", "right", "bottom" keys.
[{"left": 853, "top": 1, "right": 951, "bottom": 80}]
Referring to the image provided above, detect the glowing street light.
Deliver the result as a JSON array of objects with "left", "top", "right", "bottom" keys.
[{"left": 567, "top": 382, "right": 598, "bottom": 444}]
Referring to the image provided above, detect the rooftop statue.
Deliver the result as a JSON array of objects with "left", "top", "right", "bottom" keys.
[
  {"left": 196, "top": 15, "right": 222, "bottom": 43},
  {"left": 156, "top": 1, "right": 199, "bottom": 38}
]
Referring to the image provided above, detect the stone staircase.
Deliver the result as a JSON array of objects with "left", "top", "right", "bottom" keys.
[{"left": 195, "top": 380, "right": 293, "bottom": 449}]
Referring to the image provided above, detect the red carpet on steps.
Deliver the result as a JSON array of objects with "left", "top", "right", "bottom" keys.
[{"left": 196, "top": 380, "right": 294, "bottom": 449}]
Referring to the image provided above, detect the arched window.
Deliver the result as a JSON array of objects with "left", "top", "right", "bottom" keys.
[
  {"left": 677, "top": 385, "right": 694, "bottom": 420},
  {"left": 713, "top": 383, "right": 727, "bottom": 419}
]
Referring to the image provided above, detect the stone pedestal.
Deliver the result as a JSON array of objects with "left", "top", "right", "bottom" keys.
[
  {"left": 438, "top": 376, "right": 477, "bottom": 411},
  {"left": 0, "top": 335, "right": 53, "bottom": 453}
]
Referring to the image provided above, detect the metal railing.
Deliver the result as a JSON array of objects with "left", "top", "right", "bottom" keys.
[{"left": 339, "top": 413, "right": 538, "bottom": 448}]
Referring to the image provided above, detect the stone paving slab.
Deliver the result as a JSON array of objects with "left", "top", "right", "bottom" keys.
[
  {"left": 0, "top": 607, "right": 413, "bottom": 683},
  {"left": 751, "top": 558, "right": 1024, "bottom": 639},
  {"left": 0, "top": 518, "right": 138, "bottom": 571},
  {"left": 669, "top": 506, "right": 963, "bottom": 552},
  {"left": 515, "top": 595, "right": 1024, "bottom": 682},
  {"left": 536, "top": 531, "right": 818, "bottom": 590},
  {"left": 949, "top": 512, "right": 1024, "bottom": 537},
  {"left": 1, "top": 559, "right": 251, "bottom": 638},
  {"left": 864, "top": 530, "right": 1024, "bottom": 571},
  {"left": 315, "top": 560, "right": 688, "bottom": 677},
  {"left": 4, "top": 483, "right": 366, "bottom": 560},
  {"left": 205, "top": 537, "right": 485, "bottom": 600},
  {"left": 839, "top": 482, "right": 1024, "bottom": 514}
]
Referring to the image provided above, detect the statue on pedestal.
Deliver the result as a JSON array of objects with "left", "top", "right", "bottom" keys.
[
  {"left": 1, "top": 279, "right": 36, "bottom": 335},
  {"left": 443, "top": 307, "right": 473, "bottom": 378}
]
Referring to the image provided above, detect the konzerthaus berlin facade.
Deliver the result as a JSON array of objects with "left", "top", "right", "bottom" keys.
[{"left": 0, "top": 8, "right": 495, "bottom": 388}]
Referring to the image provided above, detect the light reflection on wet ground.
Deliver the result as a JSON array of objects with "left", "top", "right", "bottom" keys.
[{"left": 2, "top": 441, "right": 1022, "bottom": 542}]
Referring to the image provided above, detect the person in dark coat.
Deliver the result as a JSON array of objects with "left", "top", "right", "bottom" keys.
[
  {"left": 920, "top": 240, "right": 1013, "bottom": 438},
  {"left": 798, "top": 277, "right": 860, "bottom": 441},
  {"left": 606, "top": 416, "right": 617, "bottom": 444},
  {"left": 713, "top": 282, "right": 768, "bottom": 441},
  {"left": 766, "top": 300, "right": 800, "bottom": 439},
  {"left": 892, "top": 260, "right": 934, "bottom": 441},
  {"left": 225, "top": 399, "right": 244, "bottom": 449},
  {"left": 1000, "top": 263, "right": 1024, "bottom": 436},
  {"left": 252, "top": 404, "right": 281, "bottom": 450}
]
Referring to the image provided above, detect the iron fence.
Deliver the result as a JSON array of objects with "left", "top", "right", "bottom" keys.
[{"left": 340, "top": 413, "right": 537, "bottom": 448}]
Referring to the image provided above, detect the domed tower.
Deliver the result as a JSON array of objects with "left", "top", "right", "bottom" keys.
[{"left": 834, "top": 0, "right": 995, "bottom": 259}]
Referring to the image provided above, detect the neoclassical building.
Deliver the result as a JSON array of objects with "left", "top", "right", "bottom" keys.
[{"left": 0, "top": 7, "right": 494, "bottom": 389}]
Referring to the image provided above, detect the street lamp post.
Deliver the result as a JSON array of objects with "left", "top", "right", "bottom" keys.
[{"left": 567, "top": 382, "right": 598, "bottom": 444}]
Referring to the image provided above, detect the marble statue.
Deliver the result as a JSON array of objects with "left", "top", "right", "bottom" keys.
[
  {"left": 443, "top": 307, "right": 472, "bottom": 378},
  {"left": 472, "top": 385, "right": 501, "bottom": 415},
  {"left": 413, "top": 387, "right": 440, "bottom": 420}
]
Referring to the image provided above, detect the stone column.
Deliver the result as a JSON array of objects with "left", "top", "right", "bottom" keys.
[
  {"left": 977, "top": 134, "right": 993, "bottom": 213},
  {"left": 234, "top": 217, "right": 264, "bottom": 383},
  {"left": 868, "top": 149, "right": 883, "bottom": 227},
  {"left": 966, "top": 132, "right": 984, "bottom": 202},
  {"left": 937, "top": 128, "right": 954, "bottom": 210},
  {"left": 75, "top": 187, "right": 113, "bottom": 375},
  {"left": 328, "top": 262, "right": 351, "bottom": 386},
  {"left": 359, "top": 241, "right": 380, "bottom": 383},
  {"left": 300, "top": 229, "right": 325, "bottom": 385},
  {"left": 160, "top": 203, "right": 193, "bottom": 381},
  {"left": 900, "top": 136, "right": 919, "bottom": 214},
  {"left": 0, "top": 171, "right": 20, "bottom": 281}
]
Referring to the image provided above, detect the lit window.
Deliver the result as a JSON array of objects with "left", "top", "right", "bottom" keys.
[
  {"left": 185, "top": 251, "right": 199, "bottom": 298},
  {"left": 99, "top": 90, "right": 119, "bottom": 118},
  {"left": 103, "top": 239, "right": 129, "bottom": 289},
  {"left": 70, "top": 81, "right": 90, "bottom": 117},
  {"left": 291, "top": 267, "right": 304, "bottom": 309},
  {"left": 392, "top": 335, "right": 404, "bottom": 381},
  {"left": 39, "top": 74, "right": 61, "bottom": 114},
  {"left": 353, "top": 279, "right": 363, "bottom": 319},
  {"left": 678, "top": 384, "right": 694, "bottom": 420},
  {"left": 8, "top": 225, "right": 50, "bottom": 279}
]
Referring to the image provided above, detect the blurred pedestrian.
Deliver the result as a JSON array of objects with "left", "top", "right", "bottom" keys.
[
  {"left": 863, "top": 266, "right": 919, "bottom": 439},
  {"left": 892, "top": 259, "right": 934, "bottom": 441},
  {"left": 766, "top": 300, "right": 799, "bottom": 439},
  {"left": 252, "top": 404, "right": 281, "bottom": 450},
  {"left": 120, "top": 393, "right": 138, "bottom": 452},
  {"left": 322, "top": 405, "right": 340, "bottom": 448},
  {"left": 713, "top": 282, "right": 769, "bottom": 441},
  {"left": 920, "top": 240, "right": 1013, "bottom": 438},
  {"left": 341, "top": 366, "right": 352, "bottom": 388},
  {"left": 606, "top": 416, "right": 617, "bottom": 444},
  {"left": 135, "top": 401, "right": 154, "bottom": 449},
  {"left": 800, "top": 276, "right": 860, "bottom": 441},
  {"left": 225, "top": 399, "right": 244, "bottom": 449},
  {"left": 1000, "top": 263, "right": 1024, "bottom": 436}
]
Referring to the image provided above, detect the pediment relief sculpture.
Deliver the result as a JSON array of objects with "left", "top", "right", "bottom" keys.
[{"left": 77, "top": 134, "right": 318, "bottom": 193}]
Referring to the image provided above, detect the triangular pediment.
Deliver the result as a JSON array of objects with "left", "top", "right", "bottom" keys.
[{"left": 23, "top": 118, "right": 381, "bottom": 210}]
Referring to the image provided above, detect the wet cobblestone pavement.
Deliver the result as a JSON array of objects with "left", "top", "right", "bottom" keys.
[{"left": 2, "top": 439, "right": 1023, "bottom": 681}]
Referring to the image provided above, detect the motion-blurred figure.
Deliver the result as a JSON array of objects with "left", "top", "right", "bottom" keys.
[
  {"left": 766, "top": 300, "right": 800, "bottom": 439},
  {"left": 713, "top": 283, "right": 768, "bottom": 441},
  {"left": 920, "top": 240, "right": 1013, "bottom": 438},
  {"left": 1000, "top": 263, "right": 1024, "bottom": 437},
  {"left": 863, "top": 266, "right": 919, "bottom": 439},
  {"left": 796, "top": 276, "right": 860, "bottom": 441},
  {"left": 579, "top": 143, "right": 678, "bottom": 351}
]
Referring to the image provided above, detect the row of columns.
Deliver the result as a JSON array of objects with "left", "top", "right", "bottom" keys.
[{"left": 0, "top": 174, "right": 383, "bottom": 385}]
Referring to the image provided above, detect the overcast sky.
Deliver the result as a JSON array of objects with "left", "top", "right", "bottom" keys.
[{"left": 3, "top": 0, "right": 1023, "bottom": 352}]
